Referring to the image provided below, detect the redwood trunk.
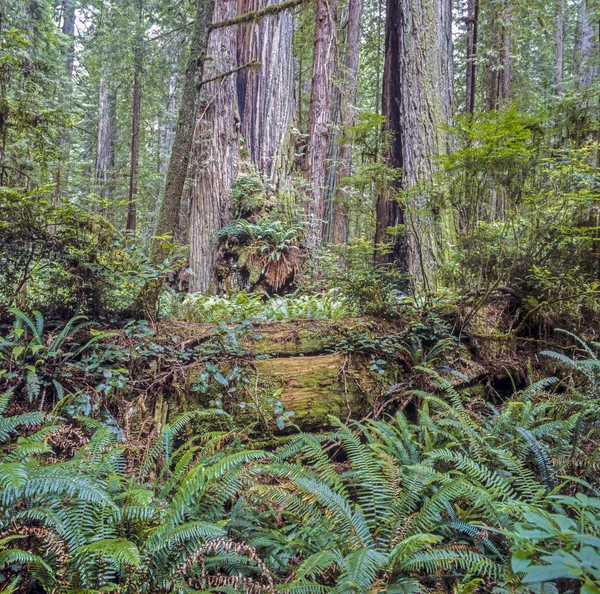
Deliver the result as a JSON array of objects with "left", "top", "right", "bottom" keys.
[
  {"left": 304, "top": 0, "right": 337, "bottom": 250},
  {"left": 465, "top": 0, "right": 479, "bottom": 114},
  {"left": 375, "top": 0, "right": 404, "bottom": 266},
  {"left": 236, "top": 0, "right": 295, "bottom": 186},
  {"left": 189, "top": 0, "right": 240, "bottom": 293},
  {"left": 376, "top": 0, "right": 453, "bottom": 288},
  {"left": 554, "top": 0, "right": 564, "bottom": 95}
]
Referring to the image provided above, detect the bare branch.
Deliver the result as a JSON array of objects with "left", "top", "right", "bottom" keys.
[
  {"left": 210, "top": 0, "right": 304, "bottom": 30},
  {"left": 198, "top": 60, "right": 261, "bottom": 87}
]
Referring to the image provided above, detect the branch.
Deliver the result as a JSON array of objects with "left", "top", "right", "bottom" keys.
[
  {"left": 198, "top": 60, "right": 261, "bottom": 87},
  {"left": 210, "top": 0, "right": 304, "bottom": 30}
]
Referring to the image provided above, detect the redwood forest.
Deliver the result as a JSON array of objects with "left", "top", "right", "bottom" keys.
[{"left": 1, "top": 0, "right": 600, "bottom": 591}]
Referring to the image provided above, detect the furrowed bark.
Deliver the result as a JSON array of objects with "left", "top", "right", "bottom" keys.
[
  {"left": 153, "top": 0, "right": 215, "bottom": 262},
  {"left": 189, "top": 0, "right": 240, "bottom": 293},
  {"left": 465, "top": 0, "right": 479, "bottom": 114},
  {"left": 236, "top": 0, "right": 295, "bottom": 187},
  {"left": 304, "top": 0, "right": 337, "bottom": 250},
  {"left": 376, "top": 0, "right": 454, "bottom": 290}
]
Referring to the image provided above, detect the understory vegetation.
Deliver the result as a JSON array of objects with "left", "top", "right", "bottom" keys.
[{"left": 2, "top": 0, "right": 600, "bottom": 591}]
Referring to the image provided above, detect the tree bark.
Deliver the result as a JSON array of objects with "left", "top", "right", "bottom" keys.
[
  {"left": 236, "top": 0, "right": 295, "bottom": 186},
  {"left": 375, "top": 0, "right": 404, "bottom": 266},
  {"left": 304, "top": 0, "right": 337, "bottom": 250},
  {"left": 576, "top": 0, "right": 598, "bottom": 89},
  {"left": 127, "top": 48, "right": 142, "bottom": 231},
  {"left": 95, "top": 74, "right": 116, "bottom": 209},
  {"left": 485, "top": 0, "right": 512, "bottom": 110},
  {"left": 127, "top": 37, "right": 142, "bottom": 231},
  {"left": 158, "top": 52, "right": 179, "bottom": 179},
  {"left": 189, "top": 0, "right": 240, "bottom": 293},
  {"left": 465, "top": 0, "right": 479, "bottom": 114},
  {"left": 554, "top": 0, "right": 564, "bottom": 95},
  {"left": 376, "top": 0, "right": 454, "bottom": 289},
  {"left": 153, "top": 0, "right": 216, "bottom": 261},
  {"left": 53, "top": 0, "right": 76, "bottom": 202},
  {"left": 332, "top": 0, "right": 363, "bottom": 245}
]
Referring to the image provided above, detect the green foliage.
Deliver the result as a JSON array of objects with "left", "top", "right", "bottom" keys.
[
  {"left": 0, "top": 308, "right": 115, "bottom": 405},
  {"left": 511, "top": 494, "right": 600, "bottom": 592},
  {"left": 182, "top": 290, "right": 350, "bottom": 323}
]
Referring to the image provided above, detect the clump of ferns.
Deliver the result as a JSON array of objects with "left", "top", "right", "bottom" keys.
[{"left": 248, "top": 418, "right": 508, "bottom": 592}]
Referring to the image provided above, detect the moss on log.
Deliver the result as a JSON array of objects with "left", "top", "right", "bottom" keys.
[{"left": 254, "top": 353, "right": 371, "bottom": 432}]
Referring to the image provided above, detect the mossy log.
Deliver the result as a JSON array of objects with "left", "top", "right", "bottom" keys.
[{"left": 254, "top": 353, "right": 371, "bottom": 432}]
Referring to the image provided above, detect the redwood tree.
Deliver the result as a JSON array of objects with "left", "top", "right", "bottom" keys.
[
  {"left": 189, "top": 0, "right": 240, "bottom": 293},
  {"left": 236, "top": 0, "right": 295, "bottom": 187},
  {"left": 304, "top": 0, "right": 337, "bottom": 250},
  {"left": 375, "top": 0, "right": 454, "bottom": 289}
]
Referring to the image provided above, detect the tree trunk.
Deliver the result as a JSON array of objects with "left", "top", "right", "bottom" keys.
[
  {"left": 485, "top": 0, "right": 512, "bottom": 110},
  {"left": 53, "top": 0, "right": 76, "bottom": 202},
  {"left": 304, "top": 0, "right": 337, "bottom": 250},
  {"left": 554, "top": 0, "right": 564, "bottom": 95},
  {"left": 333, "top": 0, "right": 364, "bottom": 245},
  {"left": 127, "top": 49, "right": 142, "bottom": 232},
  {"left": 376, "top": 0, "right": 453, "bottom": 289},
  {"left": 158, "top": 53, "right": 179, "bottom": 179},
  {"left": 236, "top": 0, "right": 295, "bottom": 187},
  {"left": 576, "top": 0, "right": 598, "bottom": 89},
  {"left": 375, "top": 0, "right": 404, "bottom": 266},
  {"left": 95, "top": 74, "right": 116, "bottom": 209},
  {"left": 189, "top": 0, "right": 240, "bottom": 293},
  {"left": 153, "top": 0, "right": 216, "bottom": 261},
  {"left": 465, "top": 0, "right": 479, "bottom": 114}
]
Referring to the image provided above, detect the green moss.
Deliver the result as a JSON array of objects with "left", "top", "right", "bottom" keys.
[{"left": 254, "top": 354, "right": 372, "bottom": 432}]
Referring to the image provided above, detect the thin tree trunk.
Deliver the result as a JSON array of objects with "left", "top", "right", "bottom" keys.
[
  {"left": 304, "top": 0, "right": 337, "bottom": 250},
  {"left": 465, "top": 0, "right": 479, "bottom": 114},
  {"left": 486, "top": 0, "right": 512, "bottom": 110},
  {"left": 54, "top": 0, "right": 76, "bottom": 202},
  {"left": 554, "top": 0, "right": 564, "bottom": 95},
  {"left": 236, "top": 0, "right": 295, "bottom": 187},
  {"left": 189, "top": 0, "right": 240, "bottom": 293},
  {"left": 501, "top": 0, "right": 512, "bottom": 106},
  {"left": 95, "top": 74, "right": 116, "bottom": 209},
  {"left": 153, "top": 0, "right": 216, "bottom": 261},
  {"left": 127, "top": 44, "right": 142, "bottom": 231}
]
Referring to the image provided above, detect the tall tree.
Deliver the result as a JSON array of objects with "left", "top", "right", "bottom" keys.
[
  {"left": 236, "top": 0, "right": 295, "bottom": 187},
  {"left": 554, "top": 0, "right": 565, "bottom": 95},
  {"left": 188, "top": 0, "right": 240, "bottom": 293},
  {"left": 153, "top": 0, "right": 303, "bottom": 265},
  {"left": 53, "top": 0, "right": 76, "bottom": 202},
  {"left": 375, "top": 0, "right": 454, "bottom": 288},
  {"left": 576, "top": 0, "right": 598, "bottom": 89},
  {"left": 126, "top": 1, "right": 144, "bottom": 231},
  {"left": 323, "top": 0, "right": 364, "bottom": 245},
  {"left": 484, "top": 0, "right": 512, "bottom": 110},
  {"left": 152, "top": 0, "right": 216, "bottom": 262},
  {"left": 465, "top": 0, "right": 479, "bottom": 114},
  {"left": 95, "top": 74, "right": 116, "bottom": 208},
  {"left": 304, "top": 0, "right": 337, "bottom": 250},
  {"left": 374, "top": 0, "right": 404, "bottom": 266}
]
